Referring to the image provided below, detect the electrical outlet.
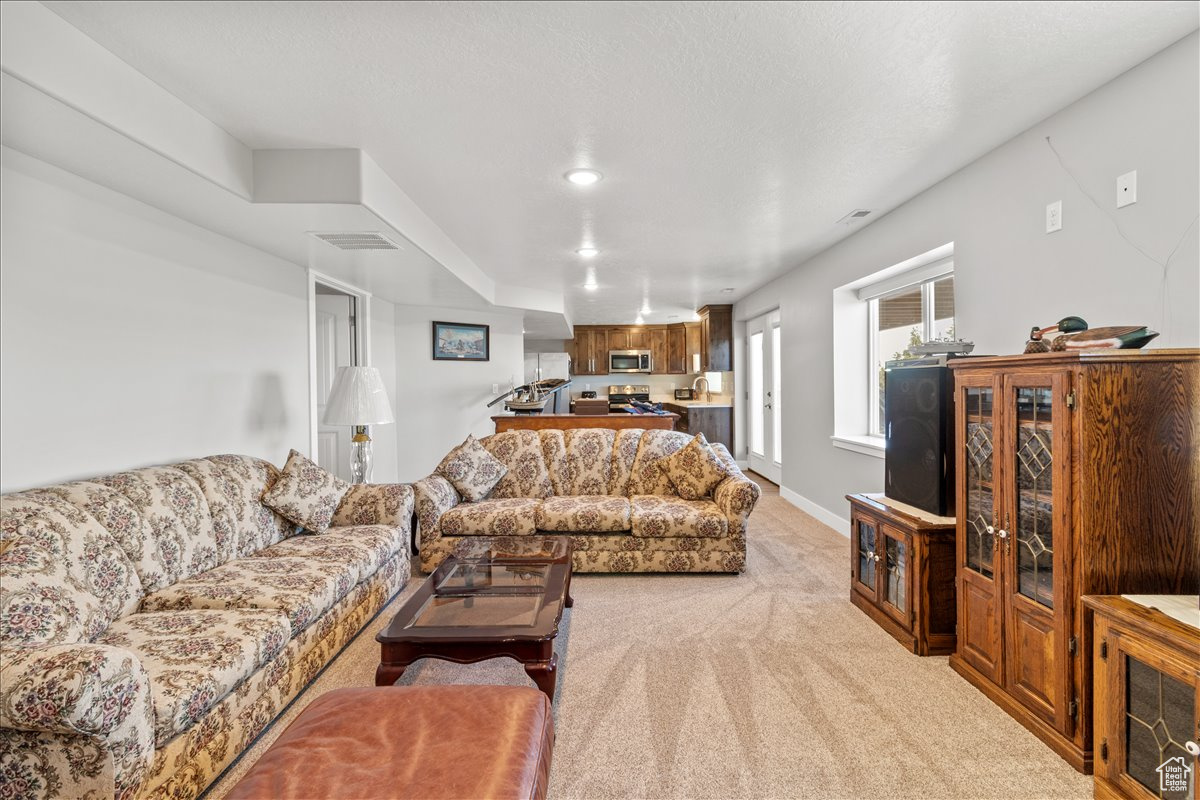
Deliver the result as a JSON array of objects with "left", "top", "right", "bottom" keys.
[
  {"left": 1117, "top": 170, "right": 1137, "bottom": 208},
  {"left": 1046, "top": 200, "right": 1062, "bottom": 233},
  {"left": 491, "top": 383, "right": 499, "bottom": 394}
]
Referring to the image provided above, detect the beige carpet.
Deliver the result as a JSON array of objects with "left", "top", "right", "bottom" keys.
[{"left": 208, "top": 480, "right": 1093, "bottom": 799}]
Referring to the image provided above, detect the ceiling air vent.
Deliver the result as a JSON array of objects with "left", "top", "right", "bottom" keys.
[
  {"left": 310, "top": 232, "right": 401, "bottom": 251},
  {"left": 835, "top": 209, "right": 872, "bottom": 225}
]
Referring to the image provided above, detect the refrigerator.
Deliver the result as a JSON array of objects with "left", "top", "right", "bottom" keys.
[{"left": 523, "top": 352, "right": 571, "bottom": 413}]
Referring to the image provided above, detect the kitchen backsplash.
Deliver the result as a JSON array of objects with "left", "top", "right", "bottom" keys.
[{"left": 569, "top": 372, "right": 732, "bottom": 401}]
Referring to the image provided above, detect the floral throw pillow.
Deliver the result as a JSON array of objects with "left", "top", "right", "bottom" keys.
[
  {"left": 261, "top": 449, "right": 350, "bottom": 533},
  {"left": 436, "top": 435, "right": 508, "bottom": 502},
  {"left": 662, "top": 433, "right": 730, "bottom": 500}
]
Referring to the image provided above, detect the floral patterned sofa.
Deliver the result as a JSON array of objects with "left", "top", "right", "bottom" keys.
[
  {"left": 415, "top": 429, "right": 760, "bottom": 573},
  {"left": 0, "top": 454, "right": 413, "bottom": 800}
]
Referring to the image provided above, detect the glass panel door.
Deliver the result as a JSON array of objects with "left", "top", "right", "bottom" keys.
[
  {"left": 852, "top": 515, "right": 879, "bottom": 601},
  {"left": 881, "top": 527, "right": 910, "bottom": 625},
  {"left": 747, "top": 310, "right": 782, "bottom": 483},
  {"left": 963, "top": 386, "right": 996, "bottom": 577},
  {"left": 1125, "top": 655, "right": 1196, "bottom": 799},
  {"left": 1001, "top": 373, "right": 1069, "bottom": 731},
  {"left": 1014, "top": 386, "right": 1055, "bottom": 608}
]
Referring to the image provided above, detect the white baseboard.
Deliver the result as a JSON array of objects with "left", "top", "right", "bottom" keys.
[
  {"left": 779, "top": 487, "right": 851, "bottom": 537},
  {"left": 735, "top": 460, "right": 749, "bottom": 469}
]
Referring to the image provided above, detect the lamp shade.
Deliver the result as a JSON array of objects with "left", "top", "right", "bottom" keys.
[{"left": 322, "top": 366, "right": 395, "bottom": 426}]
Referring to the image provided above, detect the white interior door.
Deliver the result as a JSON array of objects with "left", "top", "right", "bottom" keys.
[
  {"left": 747, "top": 310, "right": 782, "bottom": 483},
  {"left": 315, "top": 290, "right": 356, "bottom": 481}
]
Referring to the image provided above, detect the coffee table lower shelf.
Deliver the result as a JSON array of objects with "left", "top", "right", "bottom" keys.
[{"left": 376, "top": 639, "right": 560, "bottom": 699}]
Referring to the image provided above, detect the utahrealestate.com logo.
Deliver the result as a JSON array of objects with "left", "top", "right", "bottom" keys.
[{"left": 1158, "top": 755, "right": 1192, "bottom": 794}]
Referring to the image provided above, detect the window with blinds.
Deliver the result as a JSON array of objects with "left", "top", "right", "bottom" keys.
[{"left": 866, "top": 270, "right": 955, "bottom": 436}]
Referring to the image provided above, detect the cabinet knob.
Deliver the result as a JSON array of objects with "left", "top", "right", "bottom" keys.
[
  {"left": 874, "top": 554, "right": 881, "bottom": 563},
  {"left": 1186, "top": 741, "right": 1200, "bottom": 757},
  {"left": 997, "top": 529, "right": 1009, "bottom": 539},
  {"left": 986, "top": 525, "right": 995, "bottom": 534}
]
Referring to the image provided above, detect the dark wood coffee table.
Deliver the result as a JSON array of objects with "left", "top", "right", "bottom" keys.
[{"left": 376, "top": 536, "right": 573, "bottom": 700}]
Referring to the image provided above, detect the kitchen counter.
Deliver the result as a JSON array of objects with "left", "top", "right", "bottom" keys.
[
  {"left": 493, "top": 412, "right": 679, "bottom": 433},
  {"left": 656, "top": 398, "right": 733, "bottom": 408}
]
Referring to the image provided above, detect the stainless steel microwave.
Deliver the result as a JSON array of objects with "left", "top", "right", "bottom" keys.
[{"left": 609, "top": 350, "right": 652, "bottom": 373}]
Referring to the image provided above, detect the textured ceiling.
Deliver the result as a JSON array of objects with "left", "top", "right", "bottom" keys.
[{"left": 46, "top": 1, "right": 1199, "bottom": 325}]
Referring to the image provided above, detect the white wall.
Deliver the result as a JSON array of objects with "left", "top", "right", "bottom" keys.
[
  {"left": 0, "top": 150, "right": 312, "bottom": 491},
  {"left": 734, "top": 33, "right": 1200, "bottom": 529},
  {"left": 368, "top": 297, "right": 400, "bottom": 483},
  {"left": 392, "top": 305, "right": 525, "bottom": 480}
]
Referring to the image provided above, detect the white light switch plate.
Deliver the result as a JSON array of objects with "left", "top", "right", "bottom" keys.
[
  {"left": 1117, "top": 170, "right": 1137, "bottom": 208},
  {"left": 1046, "top": 200, "right": 1062, "bottom": 233}
]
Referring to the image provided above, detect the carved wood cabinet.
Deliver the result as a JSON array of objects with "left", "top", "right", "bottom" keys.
[
  {"left": 948, "top": 350, "right": 1199, "bottom": 773},
  {"left": 1084, "top": 595, "right": 1199, "bottom": 800},
  {"left": 847, "top": 493, "right": 957, "bottom": 655}
]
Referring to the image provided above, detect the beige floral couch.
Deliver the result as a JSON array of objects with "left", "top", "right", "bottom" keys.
[
  {"left": 0, "top": 454, "right": 413, "bottom": 800},
  {"left": 415, "top": 429, "right": 760, "bottom": 573}
]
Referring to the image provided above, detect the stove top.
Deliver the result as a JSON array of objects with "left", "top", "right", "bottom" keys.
[{"left": 607, "top": 384, "right": 651, "bottom": 411}]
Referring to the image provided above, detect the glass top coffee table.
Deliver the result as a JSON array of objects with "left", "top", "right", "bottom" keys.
[{"left": 375, "top": 536, "right": 574, "bottom": 701}]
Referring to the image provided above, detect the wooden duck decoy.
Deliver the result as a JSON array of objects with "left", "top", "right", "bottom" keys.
[
  {"left": 1050, "top": 325, "right": 1159, "bottom": 351},
  {"left": 1024, "top": 316, "right": 1088, "bottom": 353},
  {"left": 1023, "top": 316, "right": 1159, "bottom": 353}
]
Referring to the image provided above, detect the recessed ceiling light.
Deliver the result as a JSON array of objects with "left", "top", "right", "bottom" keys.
[
  {"left": 635, "top": 314, "right": 645, "bottom": 325},
  {"left": 640, "top": 301, "right": 652, "bottom": 315},
  {"left": 584, "top": 283, "right": 598, "bottom": 292},
  {"left": 565, "top": 169, "right": 602, "bottom": 186},
  {"left": 576, "top": 247, "right": 599, "bottom": 258}
]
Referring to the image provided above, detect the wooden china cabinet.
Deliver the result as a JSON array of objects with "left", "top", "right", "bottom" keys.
[
  {"left": 847, "top": 493, "right": 957, "bottom": 656},
  {"left": 948, "top": 350, "right": 1199, "bottom": 774},
  {"left": 1084, "top": 595, "right": 1199, "bottom": 800}
]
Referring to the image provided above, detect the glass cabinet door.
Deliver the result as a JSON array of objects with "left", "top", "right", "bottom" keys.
[
  {"left": 1124, "top": 654, "right": 1196, "bottom": 799},
  {"left": 1001, "top": 373, "right": 1070, "bottom": 732},
  {"left": 963, "top": 386, "right": 996, "bottom": 578},
  {"left": 852, "top": 514, "right": 880, "bottom": 602},
  {"left": 956, "top": 378, "right": 1003, "bottom": 683},
  {"left": 1013, "top": 386, "right": 1056, "bottom": 608},
  {"left": 880, "top": 526, "right": 911, "bottom": 626}
]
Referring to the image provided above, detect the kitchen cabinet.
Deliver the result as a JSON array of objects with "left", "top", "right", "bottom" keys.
[
  {"left": 697, "top": 305, "right": 733, "bottom": 372},
  {"left": 948, "top": 350, "right": 1199, "bottom": 773},
  {"left": 847, "top": 493, "right": 956, "bottom": 656},
  {"left": 649, "top": 329, "right": 669, "bottom": 375},
  {"left": 571, "top": 328, "right": 609, "bottom": 375},
  {"left": 685, "top": 323, "right": 702, "bottom": 372},
  {"left": 1084, "top": 595, "right": 1199, "bottom": 800},
  {"left": 666, "top": 325, "right": 687, "bottom": 374},
  {"left": 663, "top": 402, "right": 733, "bottom": 452}
]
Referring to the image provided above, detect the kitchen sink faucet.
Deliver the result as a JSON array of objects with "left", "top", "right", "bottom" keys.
[{"left": 691, "top": 375, "right": 711, "bottom": 402}]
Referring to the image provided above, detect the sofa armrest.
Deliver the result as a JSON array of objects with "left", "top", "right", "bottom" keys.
[
  {"left": 710, "top": 444, "right": 762, "bottom": 531},
  {"left": 331, "top": 483, "right": 414, "bottom": 529},
  {"left": 412, "top": 475, "right": 459, "bottom": 546},
  {"left": 1, "top": 643, "right": 155, "bottom": 797}
]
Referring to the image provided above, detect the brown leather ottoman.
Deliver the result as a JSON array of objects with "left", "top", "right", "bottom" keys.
[{"left": 226, "top": 685, "right": 554, "bottom": 800}]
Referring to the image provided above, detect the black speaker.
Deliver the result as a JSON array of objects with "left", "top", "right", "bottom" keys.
[{"left": 884, "top": 364, "right": 955, "bottom": 516}]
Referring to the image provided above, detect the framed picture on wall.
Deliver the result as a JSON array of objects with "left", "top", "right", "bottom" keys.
[{"left": 432, "top": 321, "right": 490, "bottom": 361}]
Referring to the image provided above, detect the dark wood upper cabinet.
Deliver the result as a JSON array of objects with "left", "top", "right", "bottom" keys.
[
  {"left": 570, "top": 311, "right": 732, "bottom": 376},
  {"left": 666, "top": 325, "right": 687, "bottom": 374},
  {"left": 698, "top": 305, "right": 733, "bottom": 372},
  {"left": 570, "top": 328, "right": 609, "bottom": 375},
  {"left": 649, "top": 329, "right": 668, "bottom": 375},
  {"left": 947, "top": 349, "right": 1199, "bottom": 775}
]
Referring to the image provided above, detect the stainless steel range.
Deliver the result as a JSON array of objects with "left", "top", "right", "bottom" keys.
[{"left": 607, "top": 384, "right": 651, "bottom": 412}]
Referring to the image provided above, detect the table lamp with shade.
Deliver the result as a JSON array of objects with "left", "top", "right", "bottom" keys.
[{"left": 322, "top": 366, "right": 395, "bottom": 483}]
